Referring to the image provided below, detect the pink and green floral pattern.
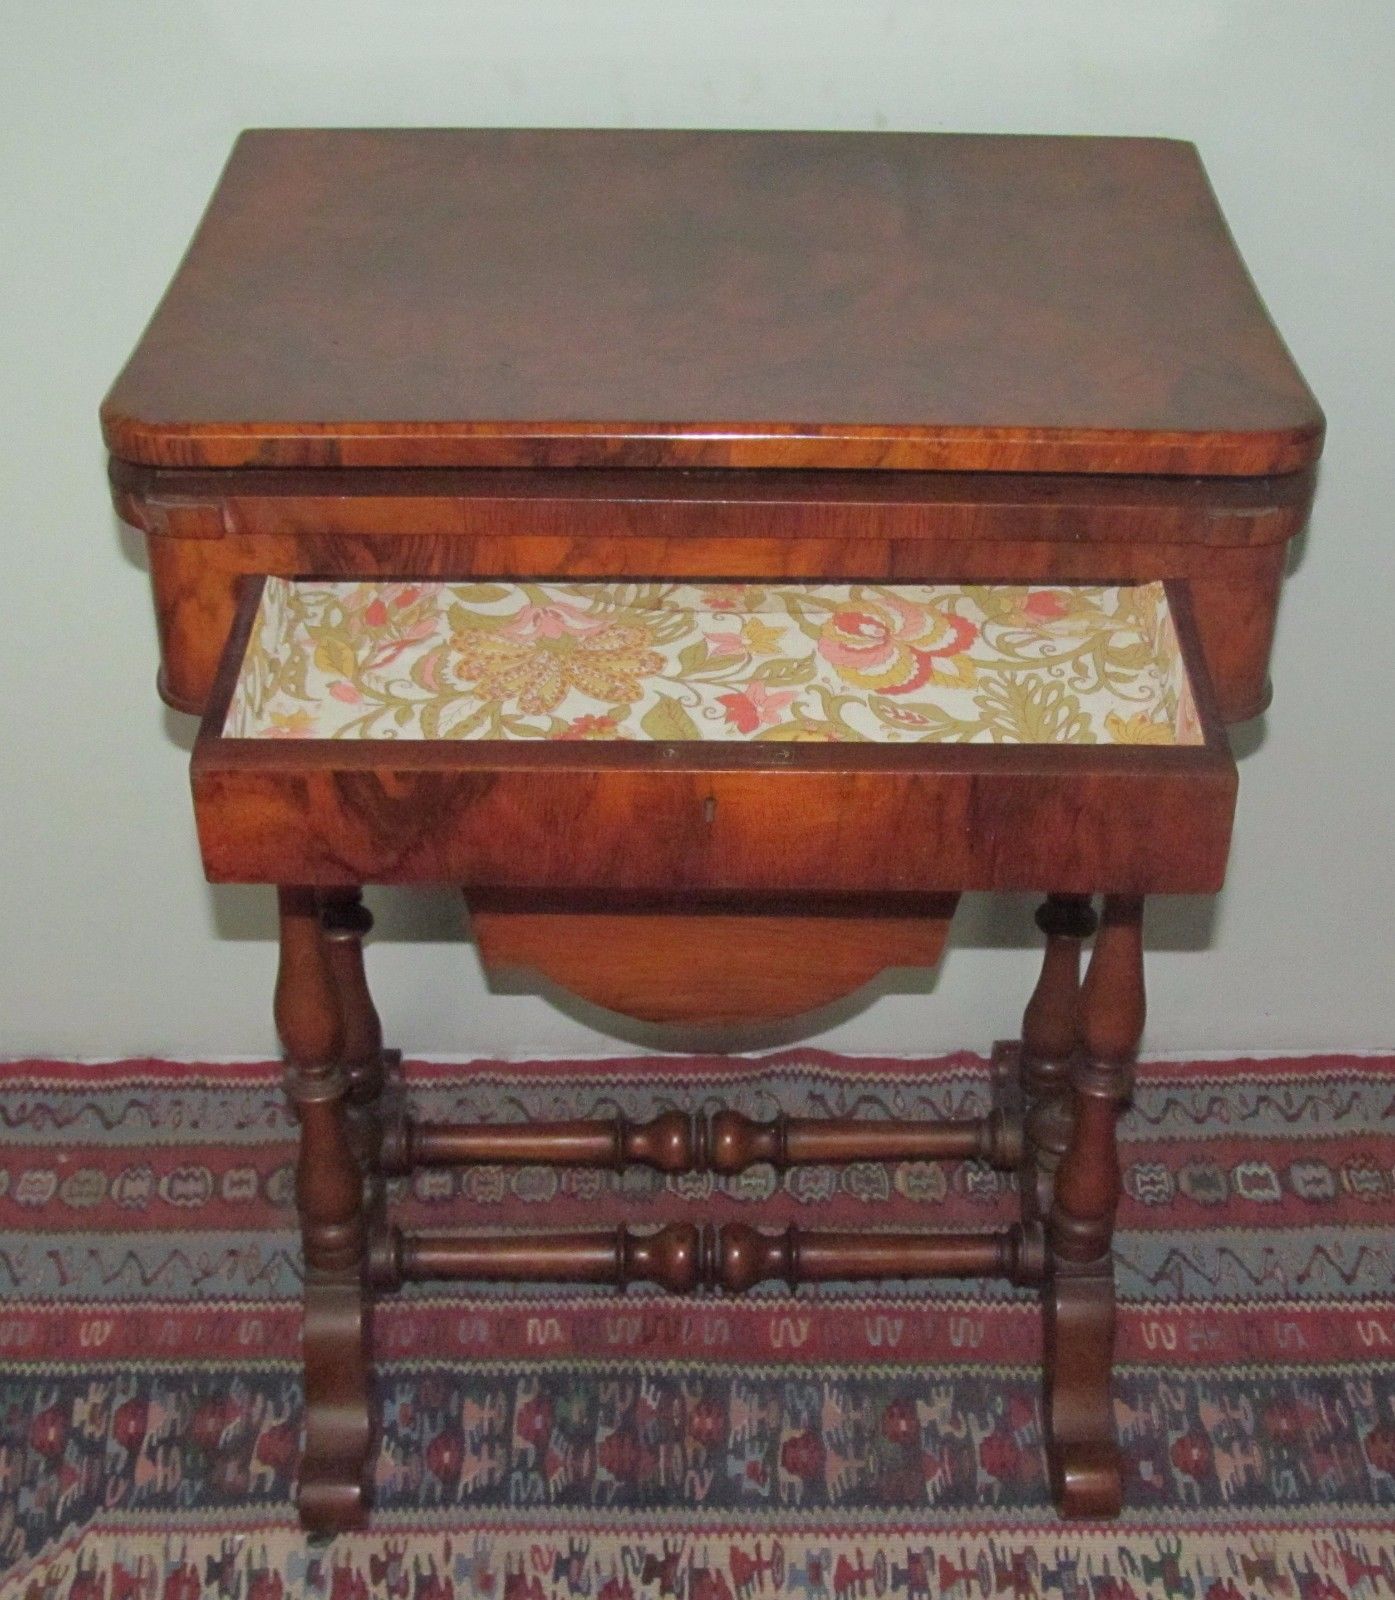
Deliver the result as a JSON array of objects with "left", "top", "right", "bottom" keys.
[{"left": 225, "top": 579, "right": 1203, "bottom": 745}]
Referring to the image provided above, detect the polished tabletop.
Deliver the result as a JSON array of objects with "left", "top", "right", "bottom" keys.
[{"left": 102, "top": 128, "right": 1322, "bottom": 477}]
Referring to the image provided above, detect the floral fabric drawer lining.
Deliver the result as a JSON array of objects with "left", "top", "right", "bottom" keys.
[{"left": 224, "top": 579, "right": 1203, "bottom": 746}]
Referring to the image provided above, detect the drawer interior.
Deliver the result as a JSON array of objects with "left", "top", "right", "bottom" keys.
[
  {"left": 193, "top": 575, "right": 1235, "bottom": 1023},
  {"left": 223, "top": 577, "right": 1205, "bottom": 748},
  {"left": 195, "top": 575, "right": 1234, "bottom": 893}
]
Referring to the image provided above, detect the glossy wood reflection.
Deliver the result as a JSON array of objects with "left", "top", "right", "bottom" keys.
[
  {"left": 712, "top": 1223, "right": 1043, "bottom": 1293},
  {"left": 103, "top": 131, "right": 1321, "bottom": 474},
  {"left": 382, "top": 1110, "right": 696, "bottom": 1176},
  {"left": 369, "top": 1223, "right": 703, "bottom": 1295},
  {"left": 707, "top": 1108, "right": 1020, "bottom": 1174}
]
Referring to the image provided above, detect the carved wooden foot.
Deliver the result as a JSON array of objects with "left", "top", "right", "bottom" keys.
[
  {"left": 277, "top": 886, "right": 373, "bottom": 1535},
  {"left": 1042, "top": 893, "right": 1141, "bottom": 1519},
  {"left": 1043, "top": 1266, "right": 1121, "bottom": 1516},
  {"left": 298, "top": 1272, "right": 374, "bottom": 1534}
]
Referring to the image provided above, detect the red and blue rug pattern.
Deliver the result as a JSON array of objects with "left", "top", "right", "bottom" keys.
[{"left": 1, "top": 1050, "right": 1393, "bottom": 1595}]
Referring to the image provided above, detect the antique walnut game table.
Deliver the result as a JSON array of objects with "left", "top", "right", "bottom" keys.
[{"left": 101, "top": 129, "right": 1323, "bottom": 1533}]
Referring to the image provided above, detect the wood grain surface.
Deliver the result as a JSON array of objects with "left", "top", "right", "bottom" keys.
[
  {"left": 103, "top": 129, "right": 1322, "bottom": 474},
  {"left": 192, "top": 579, "right": 1236, "bottom": 899}
]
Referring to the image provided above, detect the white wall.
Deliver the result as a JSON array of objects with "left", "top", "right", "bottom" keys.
[{"left": 2, "top": 1, "right": 1392, "bottom": 1060}]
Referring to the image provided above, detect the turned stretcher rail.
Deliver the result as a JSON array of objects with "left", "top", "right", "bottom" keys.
[
  {"left": 381, "top": 1110, "right": 696, "bottom": 1175},
  {"left": 366, "top": 1220, "right": 1044, "bottom": 1294},
  {"left": 369, "top": 1222, "right": 703, "bottom": 1292},
  {"left": 381, "top": 1107, "right": 1022, "bottom": 1178},
  {"left": 708, "top": 1109, "right": 1021, "bottom": 1174},
  {"left": 715, "top": 1222, "right": 1043, "bottom": 1291}
]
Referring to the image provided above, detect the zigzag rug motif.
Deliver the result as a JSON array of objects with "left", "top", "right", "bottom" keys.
[{"left": 1, "top": 1050, "right": 1393, "bottom": 1597}]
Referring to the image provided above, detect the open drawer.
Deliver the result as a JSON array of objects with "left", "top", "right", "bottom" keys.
[{"left": 193, "top": 577, "right": 1236, "bottom": 1021}]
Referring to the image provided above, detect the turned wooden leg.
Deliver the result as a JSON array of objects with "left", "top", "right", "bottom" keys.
[
  {"left": 319, "top": 890, "right": 387, "bottom": 1112},
  {"left": 319, "top": 888, "right": 400, "bottom": 1205},
  {"left": 1020, "top": 895, "right": 1098, "bottom": 1220},
  {"left": 277, "top": 885, "right": 373, "bottom": 1535},
  {"left": 1042, "top": 893, "right": 1141, "bottom": 1519}
]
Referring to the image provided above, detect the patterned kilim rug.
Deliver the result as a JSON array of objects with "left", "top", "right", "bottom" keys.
[{"left": 2, "top": 1051, "right": 1393, "bottom": 1597}]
